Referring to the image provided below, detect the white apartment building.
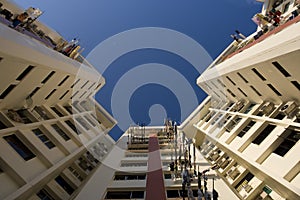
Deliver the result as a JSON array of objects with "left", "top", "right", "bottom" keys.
[
  {"left": 0, "top": 1, "right": 117, "bottom": 199},
  {"left": 189, "top": 0, "right": 300, "bottom": 199},
  {"left": 1, "top": 0, "right": 300, "bottom": 200}
]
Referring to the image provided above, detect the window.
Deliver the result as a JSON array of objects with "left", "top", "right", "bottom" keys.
[
  {"left": 0, "top": 119, "right": 8, "bottom": 129},
  {"left": 244, "top": 103, "right": 256, "bottom": 114},
  {"left": 88, "top": 82, "right": 96, "bottom": 90},
  {"left": 36, "top": 189, "right": 55, "bottom": 200},
  {"left": 252, "top": 124, "right": 276, "bottom": 145},
  {"left": 120, "top": 162, "right": 147, "bottom": 167},
  {"left": 256, "top": 111, "right": 264, "bottom": 117},
  {"left": 226, "top": 76, "right": 236, "bottom": 85},
  {"left": 72, "top": 101, "right": 82, "bottom": 112},
  {"left": 65, "top": 120, "right": 81, "bottom": 134},
  {"left": 167, "top": 190, "right": 181, "bottom": 198},
  {"left": 263, "top": 186, "right": 273, "bottom": 195},
  {"left": 71, "top": 91, "right": 79, "bottom": 99},
  {"left": 32, "top": 128, "right": 55, "bottom": 149},
  {"left": 219, "top": 90, "right": 226, "bottom": 97},
  {"left": 3, "top": 134, "right": 35, "bottom": 161},
  {"left": 51, "top": 124, "right": 70, "bottom": 141},
  {"left": 219, "top": 156, "right": 231, "bottom": 169},
  {"left": 29, "top": 87, "right": 40, "bottom": 98},
  {"left": 59, "top": 90, "right": 69, "bottom": 100},
  {"left": 81, "top": 80, "right": 89, "bottom": 89},
  {"left": 79, "top": 91, "right": 87, "bottom": 99},
  {"left": 209, "top": 149, "right": 222, "bottom": 161},
  {"left": 105, "top": 191, "right": 144, "bottom": 199},
  {"left": 96, "top": 83, "right": 102, "bottom": 89},
  {"left": 235, "top": 172, "right": 254, "bottom": 192},
  {"left": 91, "top": 114, "right": 101, "bottom": 124},
  {"left": 211, "top": 81, "right": 219, "bottom": 89},
  {"left": 273, "top": 129, "right": 299, "bottom": 156},
  {"left": 227, "top": 164, "right": 241, "bottom": 180},
  {"left": 252, "top": 68, "right": 266, "bottom": 81},
  {"left": 88, "top": 92, "right": 94, "bottom": 97},
  {"left": 51, "top": 107, "right": 64, "bottom": 117},
  {"left": 55, "top": 175, "right": 75, "bottom": 195},
  {"left": 33, "top": 106, "right": 50, "bottom": 120},
  {"left": 85, "top": 151, "right": 99, "bottom": 164},
  {"left": 213, "top": 91, "right": 221, "bottom": 98},
  {"left": 68, "top": 166, "right": 83, "bottom": 181},
  {"left": 225, "top": 117, "right": 242, "bottom": 132},
  {"left": 238, "top": 88, "right": 247, "bottom": 97},
  {"left": 237, "top": 72, "right": 248, "bottom": 83},
  {"left": 106, "top": 191, "right": 131, "bottom": 199},
  {"left": 41, "top": 71, "right": 55, "bottom": 84},
  {"left": 237, "top": 121, "right": 256, "bottom": 137},
  {"left": 283, "top": 2, "right": 290, "bottom": 13},
  {"left": 80, "top": 101, "right": 92, "bottom": 111},
  {"left": 77, "top": 157, "right": 94, "bottom": 172},
  {"left": 227, "top": 89, "right": 236, "bottom": 97},
  {"left": 63, "top": 105, "right": 73, "bottom": 114},
  {"left": 131, "top": 191, "right": 144, "bottom": 198},
  {"left": 58, "top": 75, "right": 70, "bottom": 86},
  {"left": 223, "top": 115, "right": 232, "bottom": 124},
  {"left": 16, "top": 109, "right": 33, "bottom": 124},
  {"left": 84, "top": 116, "right": 96, "bottom": 127},
  {"left": 250, "top": 85, "right": 262, "bottom": 96},
  {"left": 227, "top": 102, "right": 234, "bottom": 110},
  {"left": 205, "top": 83, "right": 213, "bottom": 90},
  {"left": 217, "top": 79, "right": 226, "bottom": 87},
  {"left": 205, "top": 112, "right": 214, "bottom": 122},
  {"left": 125, "top": 153, "right": 148, "bottom": 158},
  {"left": 267, "top": 84, "right": 282, "bottom": 96},
  {"left": 45, "top": 89, "right": 57, "bottom": 100},
  {"left": 272, "top": 61, "right": 291, "bottom": 77},
  {"left": 0, "top": 84, "right": 16, "bottom": 99},
  {"left": 164, "top": 173, "right": 172, "bottom": 179},
  {"left": 16, "top": 65, "right": 34, "bottom": 81},
  {"left": 212, "top": 114, "right": 223, "bottom": 125},
  {"left": 291, "top": 81, "right": 300, "bottom": 91},
  {"left": 70, "top": 79, "right": 80, "bottom": 88},
  {"left": 275, "top": 113, "right": 285, "bottom": 120},
  {"left": 76, "top": 117, "right": 90, "bottom": 130},
  {"left": 114, "top": 174, "right": 146, "bottom": 180}
]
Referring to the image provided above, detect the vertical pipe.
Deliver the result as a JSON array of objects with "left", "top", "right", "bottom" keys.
[
  {"left": 193, "top": 144, "right": 196, "bottom": 173},
  {"left": 175, "top": 123, "right": 178, "bottom": 176}
]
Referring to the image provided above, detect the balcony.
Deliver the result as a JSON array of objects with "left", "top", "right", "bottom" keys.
[
  {"left": 207, "top": 5, "right": 300, "bottom": 69},
  {"left": 0, "top": 12, "right": 95, "bottom": 69}
]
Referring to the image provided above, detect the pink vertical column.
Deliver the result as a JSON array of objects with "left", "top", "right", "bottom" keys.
[{"left": 145, "top": 135, "right": 167, "bottom": 200}]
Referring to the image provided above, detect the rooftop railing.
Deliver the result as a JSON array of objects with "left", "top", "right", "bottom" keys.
[
  {"left": 0, "top": 10, "right": 94, "bottom": 69},
  {"left": 210, "top": 5, "right": 300, "bottom": 68}
]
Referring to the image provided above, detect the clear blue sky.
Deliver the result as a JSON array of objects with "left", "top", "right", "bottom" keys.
[{"left": 14, "top": 0, "right": 262, "bottom": 140}]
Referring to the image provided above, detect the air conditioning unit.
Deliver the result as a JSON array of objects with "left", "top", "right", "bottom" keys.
[
  {"left": 219, "top": 158, "right": 230, "bottom": 169},
  {"left": 233, "top": 100, "right": 245, "bottom": 111},
  {"left": 259, "top": 102, "right": 275, "bottom": 115},
  {"left": 280, "top": 101, "right": 298, "bottom": 116},
  {"left": 228, "top": 169, "right": 240, "bottom": 180}
]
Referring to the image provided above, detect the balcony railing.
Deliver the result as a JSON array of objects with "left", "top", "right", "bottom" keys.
[
  {"left": 210, "top": 6, "right": 300, "bottom": 68},
  {"left": 0, "top": 13, "right": 95, "bottom": 69}
]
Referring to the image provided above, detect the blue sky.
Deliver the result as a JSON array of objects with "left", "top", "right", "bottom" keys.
[{"left": 14, "top": 0, "right": 262, "bottom": 140}]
